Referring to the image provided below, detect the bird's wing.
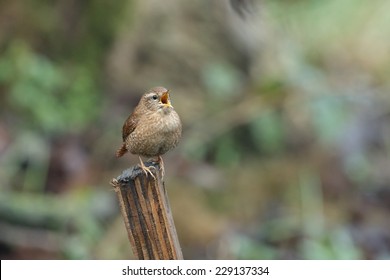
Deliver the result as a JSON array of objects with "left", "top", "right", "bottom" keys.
[{"left": 122, "top": 111, "right": 139, "bottom": 141}]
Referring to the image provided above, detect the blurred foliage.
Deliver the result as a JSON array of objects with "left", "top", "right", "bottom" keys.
[
  {"left": 1, "top": 0, "right": 390, "bottom": 259},
  {"left": 0, "top": 41, "right": 99, "bottom": 133}
]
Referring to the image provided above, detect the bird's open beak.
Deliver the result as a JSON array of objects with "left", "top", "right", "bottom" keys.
[{"left": 160, "top": 90, "right": 172, "bottom": 107}]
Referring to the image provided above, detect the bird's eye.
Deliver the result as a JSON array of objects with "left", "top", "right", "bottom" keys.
[{"left": 152, "top": 95, "right": 158, "bottom": 100}]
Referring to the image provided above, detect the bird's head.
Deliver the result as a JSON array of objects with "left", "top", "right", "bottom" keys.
[{"left": 142, "top": 86, "right": 173, "bottom": 112}]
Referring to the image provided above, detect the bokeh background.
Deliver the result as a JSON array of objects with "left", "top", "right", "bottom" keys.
[{"left": 1, "top": 0, "right": 390, "bottom": 259}]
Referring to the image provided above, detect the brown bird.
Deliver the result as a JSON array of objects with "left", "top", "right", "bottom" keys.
[{"left": 116, "top": 86, "right": 182, "bottom": 178}]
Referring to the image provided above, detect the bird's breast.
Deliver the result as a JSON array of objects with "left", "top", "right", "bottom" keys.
[
  {"left": 158, "top": 110, "right": 181, "bottom": 132},
  {"left": 126, "top": 109, "right": 182, "bottom": 157}
]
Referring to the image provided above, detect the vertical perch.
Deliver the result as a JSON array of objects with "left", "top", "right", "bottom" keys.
[{"left": 110, "top": 161, "right": 183, "bottom": 260}]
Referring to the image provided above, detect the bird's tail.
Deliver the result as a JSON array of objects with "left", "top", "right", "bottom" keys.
[{"left": 116, "top": 143, "right": 127, "bottom": 157}]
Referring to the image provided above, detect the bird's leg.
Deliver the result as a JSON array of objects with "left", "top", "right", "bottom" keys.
[
  {"left": 157, "top": 155, "right": 165, "bottom": 177},
  {"left": 138, "top": 156, "right": 155, "bottom": 179}
]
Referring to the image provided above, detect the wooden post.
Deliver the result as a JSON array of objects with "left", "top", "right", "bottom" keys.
[{"left": 110, "top": 161, "right": 183, "bottom": 260}]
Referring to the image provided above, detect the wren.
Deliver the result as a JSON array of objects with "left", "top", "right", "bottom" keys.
[{"left": 116, "top": 86, "right": 182, "bottom": 178}]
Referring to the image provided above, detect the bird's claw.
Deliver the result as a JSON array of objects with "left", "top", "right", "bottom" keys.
[
  {"left": 138, "top": 156, "right": 156, "bottom": 179},
  {"left": 157, "top": 155, "right": 165, "bottom": 178},
  {"left": 141, "top": 165, "right": 156, "bottom": 179}
]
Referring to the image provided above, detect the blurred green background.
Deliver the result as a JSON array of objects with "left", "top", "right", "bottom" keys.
[{"left": 1, "top": 0, "right": 390, "bottom": 259}]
